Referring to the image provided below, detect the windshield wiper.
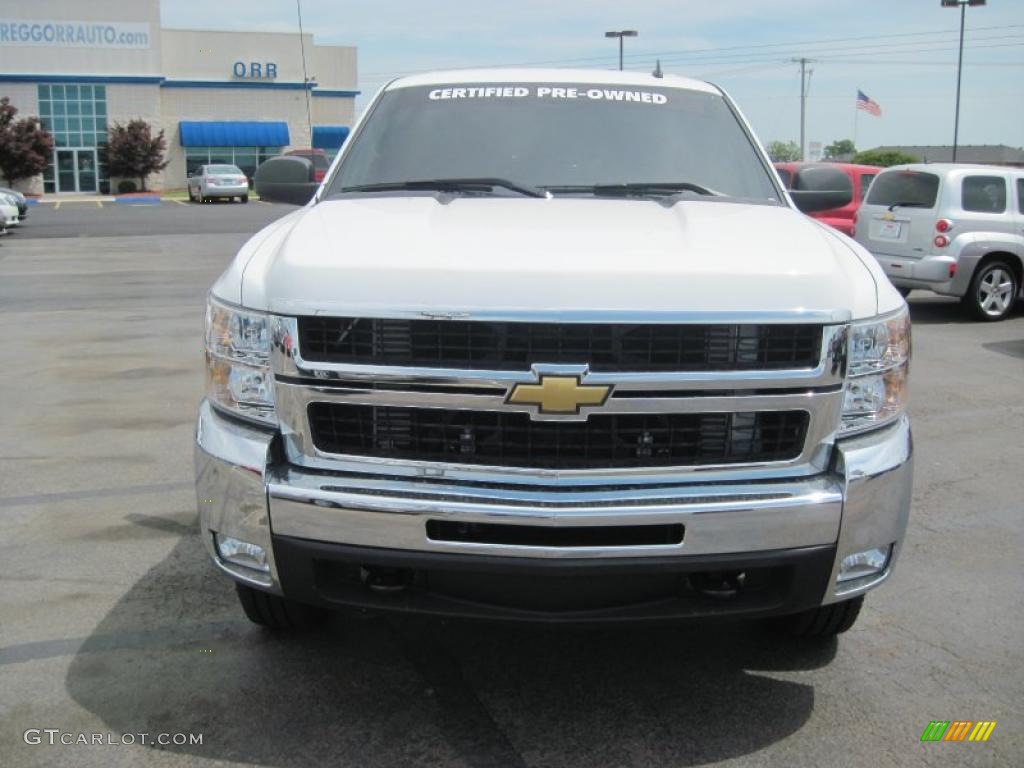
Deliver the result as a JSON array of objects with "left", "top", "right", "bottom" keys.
[
  {"left": 543, "top": 182, "right": 722, "bottom": 207},
  {"left": 340, "top": 178, "right": 546, "bottom": 198},
  {"left": 543, "top": 181, "right": 718, "bottom": 198},
  {"left": 887, "top": 201, "right": 928, "bottom": 211}
]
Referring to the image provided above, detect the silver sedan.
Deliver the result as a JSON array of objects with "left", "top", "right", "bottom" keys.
[
  {"left": 0, "top": 192, "right": 20, "bottom": 229},
  {"left": 188, "top": 164, "right": 250, "bottom": 203}
]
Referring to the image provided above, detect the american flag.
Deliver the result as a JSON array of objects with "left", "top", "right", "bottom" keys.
[{"left": 857, "top": 90, "right": 882, "bottom": 117}]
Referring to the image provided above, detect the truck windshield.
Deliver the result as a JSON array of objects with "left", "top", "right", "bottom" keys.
[{"left": 328, "top": 83, "right": 781, "bottom": 203}]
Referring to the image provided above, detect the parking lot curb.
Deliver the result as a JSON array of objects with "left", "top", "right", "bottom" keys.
[{"left": 115, "top": 195, "right": 162, "bottom": 205}]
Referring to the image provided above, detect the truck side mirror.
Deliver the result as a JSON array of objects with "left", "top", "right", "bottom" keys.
[
  {"left": 253, "top": 156, "right": 319, "bottom": 205},
  {"left": 789, "top": 166, "right": 853, "bottom": 213},
  {"left": 790, "top": 189, "right": 853, "bottom": 213}
]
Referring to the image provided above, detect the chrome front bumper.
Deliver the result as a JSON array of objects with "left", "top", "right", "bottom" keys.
[{"left": 195, "top": 400, "right": 912, "bottom": 609}]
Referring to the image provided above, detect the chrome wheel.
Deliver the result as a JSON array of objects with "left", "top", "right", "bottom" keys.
[
  {"left": 979, "top": 267, "right": 1013, "bottom": 316},
  {"left": 970, "top": 263, "right": 1017, "bottom": 321}
]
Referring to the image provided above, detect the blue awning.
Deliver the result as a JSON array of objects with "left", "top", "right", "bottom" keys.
[
  {"left": 312, "top": 125, "right": 350, "bottom": 150},
  {"left": 179, "top": 121, "right": 290, "bottom": 147}
]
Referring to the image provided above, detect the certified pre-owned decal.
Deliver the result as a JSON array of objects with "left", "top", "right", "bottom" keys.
[{"left": 427, "top": 86, "right": 669, "bottom": 104}]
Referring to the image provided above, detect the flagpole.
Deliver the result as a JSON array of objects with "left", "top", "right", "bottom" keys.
[{"left": 853, "top": 93, "right": 859, "bottom": 152}]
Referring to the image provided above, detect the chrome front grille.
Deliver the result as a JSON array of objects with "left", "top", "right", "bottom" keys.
[
  {"left": 307, "top": 403, "right": 810, "bottom": 469},
  {"left": 296, "top": 317, "right": 823, "bottom": 371},
  {"left": 271, "top": 313, "right": 849, "bottom": 483}
]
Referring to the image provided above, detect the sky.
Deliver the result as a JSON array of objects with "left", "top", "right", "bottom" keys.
[{"left": 161, "top": 0, "right": 1024, "bottom": 153}]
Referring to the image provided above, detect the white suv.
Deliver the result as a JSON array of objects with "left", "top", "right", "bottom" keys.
[{"left": 855, "top": 163, "right": 1024, "bottom": 321}]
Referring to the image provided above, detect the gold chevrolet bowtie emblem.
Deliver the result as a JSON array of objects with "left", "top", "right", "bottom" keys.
[{"left": 507, "top": 375, "right": 611, "bottom": 415}]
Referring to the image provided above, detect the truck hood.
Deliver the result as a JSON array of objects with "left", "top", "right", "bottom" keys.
[{"left": 228, "top": 196, "right": 887, "bottom": 320}]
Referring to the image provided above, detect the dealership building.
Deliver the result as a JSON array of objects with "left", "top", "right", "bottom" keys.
[{"left": 0, "top": 0, "right": 358, "bottom": 194}]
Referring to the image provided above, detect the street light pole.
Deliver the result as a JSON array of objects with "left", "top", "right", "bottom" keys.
[
  {"left": 296, "top": 0, "right": 313, "bottom": 147},
  {"left": 799, "top": 57, "right": 806, "bottom": 161},
  {"left": 942, "top": 0, "right": 986, "bottom": 163},
  {"left": 791, "top": 57, "right": 814, "bottom": 161},
  {"left": 953, "top": 3, "right": 966, "bottom": 162},
  {"left": 605, "top": 30, "right": 638, "bottom": 71}
]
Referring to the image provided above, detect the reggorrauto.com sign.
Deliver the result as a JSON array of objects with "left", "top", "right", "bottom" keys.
[{"left": 0, "top": 20, "right": 151, "bottom": 49}]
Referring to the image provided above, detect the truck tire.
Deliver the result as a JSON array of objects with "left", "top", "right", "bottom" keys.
[
  {"left": 963, "top": 260, "right": 1018, "bottom": 321},
  {"left": 782, "top": 596, "right": 863, "bottom": 638},
  {"left": 235, "top": 583, "right": 327, "bottom": 629}
]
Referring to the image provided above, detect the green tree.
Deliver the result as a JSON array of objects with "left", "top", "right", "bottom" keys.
[
  {"left": 766, "top": 140, "right": 801, "bottom": 162},
  {"left": 824, "top": 139, "right": 856, "bottom": 159},
  {"left": 106, "top": 119, "right": 169, "bottom": 191},
  {"left": 0, "top": 97, "right": 54, "bottom": 186},
  {"left": 852, "top": 149, "right": 920, "bottom": 167}
]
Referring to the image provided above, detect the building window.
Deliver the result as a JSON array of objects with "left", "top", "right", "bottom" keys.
[
  {"left": 184, "top": 146, "right": 283, "bottom": 185},
  {"left": 38, "top": 84, "right": 109, "bottom": 194}
]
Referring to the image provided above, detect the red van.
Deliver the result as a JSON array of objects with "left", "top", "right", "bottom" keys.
[{"left": 774, "top": 162, "right": 881, "bottom": 237}]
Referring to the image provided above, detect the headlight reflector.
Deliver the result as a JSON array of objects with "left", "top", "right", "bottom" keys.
[
  {"left": 206, "top": 299, "right": 271, "bottom": 365},
  {"left": 205, "top": 296, "right": 275, "bottom": 424},
  {"left": 848, "top": 307, "right": 911, "bottom": 376},
  {"left": 841, "top": 307, "right": 910, "bottom": 437}
]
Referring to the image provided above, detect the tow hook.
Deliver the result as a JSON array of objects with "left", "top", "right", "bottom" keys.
[
  {"left": 360, "top": 566, "right": 411, "bottom": 593},
  {"left": 690, "top": 571, "right": 746, "bottom": 598}
]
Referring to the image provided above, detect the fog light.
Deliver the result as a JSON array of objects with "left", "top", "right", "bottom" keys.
[
  {"left": 215, "top": 534, "right": 270, "bottom": 573},
  {"left": 837, "top": 545, "right": 891, "bottom": 583}
]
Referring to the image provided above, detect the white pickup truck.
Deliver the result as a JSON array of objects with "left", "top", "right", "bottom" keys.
[{"left": 196, "top": 69, "right": 912, "bottom": 638}]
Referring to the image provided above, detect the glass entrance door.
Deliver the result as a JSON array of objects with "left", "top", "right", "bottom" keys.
[
  {"left": 55, "top": 149, "right": 99, "bottom": 192},
  {"left": 56, "top": 150, "right": 76, "bottom": 192},
  {"left": 76, "top": 151, "right": 97, "bottom": 192}
]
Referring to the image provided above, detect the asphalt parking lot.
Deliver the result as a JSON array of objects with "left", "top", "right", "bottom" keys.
[
  {"left": 1, "top": 203, "right": 1022, "bottom": 768},
  {"left": 4, "top": 198, "right": 290, "bottom": 239}
]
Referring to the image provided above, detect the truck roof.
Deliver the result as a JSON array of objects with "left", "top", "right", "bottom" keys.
[{"left": 385, "top": 68, "right": 721, "bottom": 96}]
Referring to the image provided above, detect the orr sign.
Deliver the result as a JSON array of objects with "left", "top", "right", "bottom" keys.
[{"left": 233, "top": 61, "right": 279, "bottom": 80}]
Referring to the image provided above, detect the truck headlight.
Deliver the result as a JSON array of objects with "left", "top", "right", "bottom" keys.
[
  {"left": 205, "top": 296, "right": 276, "bottom": 425},
  {"left": 840, "top": 306, "right": 910, "bottom": 437}
]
